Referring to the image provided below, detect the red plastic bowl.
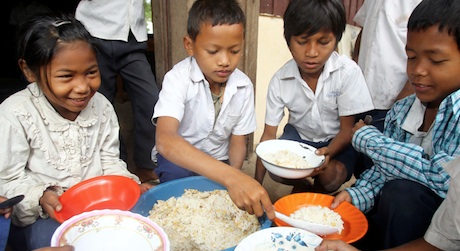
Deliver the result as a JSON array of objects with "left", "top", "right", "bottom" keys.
[{"left": 54, "top": 175, "right": 140, "bottom": 223}]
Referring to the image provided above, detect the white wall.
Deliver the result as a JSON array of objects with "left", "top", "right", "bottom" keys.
[{"left": 254, "top": 16, "right": 292, "bottom": 145}]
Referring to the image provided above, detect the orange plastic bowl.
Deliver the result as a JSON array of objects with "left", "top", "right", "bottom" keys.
[
  {"left": 55, "top": 175, "right": 140, "bottom": 223},
  {"left": 274, "top": 192, "right": 368, "bottom": 243}
]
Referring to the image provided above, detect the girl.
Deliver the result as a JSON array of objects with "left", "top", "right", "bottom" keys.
[{"left": 0, "top": 14, "right": 151, "bottom": 250}]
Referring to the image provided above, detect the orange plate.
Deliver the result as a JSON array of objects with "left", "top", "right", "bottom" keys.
[
  {"left": 54, "top": 175, "right": 140, "bottom": 223},
  {"left": 274, "top": 192, "right": 368, "bottom": 243}
]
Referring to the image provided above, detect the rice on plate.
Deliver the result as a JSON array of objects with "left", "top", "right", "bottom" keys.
[
  {"left": 262, "top": 150, "right": 311, "bottom": 169},
  {"left": 148, "top": 189, "right": 260, "bottom": 251},
  {"left": 290, "top": 205, "right": 344, "bottom": 234}
]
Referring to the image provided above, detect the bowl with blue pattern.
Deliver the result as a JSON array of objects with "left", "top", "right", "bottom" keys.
[{"left": 235, "top": 226, "right": 323, "bottom": 251}]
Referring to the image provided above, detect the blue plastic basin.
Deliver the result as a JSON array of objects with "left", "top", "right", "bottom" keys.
[{"left": 131, "top": 176, "right": 272, "bottom": 251}]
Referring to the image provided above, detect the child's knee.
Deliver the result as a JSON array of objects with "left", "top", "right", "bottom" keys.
[{"left": 315, "top": 162, "right": 347, "bottom": 192}]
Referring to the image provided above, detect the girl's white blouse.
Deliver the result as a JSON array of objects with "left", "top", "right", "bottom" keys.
[{"left": 0, "top": 83, "right": 138, "bottom": 226}]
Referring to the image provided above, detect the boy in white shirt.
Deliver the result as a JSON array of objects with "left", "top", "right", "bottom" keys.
[
  {"left": 152, "top": 0, "right": 274, "bottom": 220},
  {"left": 255, "top": 0, "right": 374, "bottom": 193}
]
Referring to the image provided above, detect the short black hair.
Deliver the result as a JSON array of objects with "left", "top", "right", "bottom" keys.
[
  {"left": 408, "top": 0, "right": 460, "bottom": 51},
  {"left": 187, "top": 0, "right": 246, "bottom": 41},
  {"left": 283, "top": 0, "right": 346, "bottom": 46}
]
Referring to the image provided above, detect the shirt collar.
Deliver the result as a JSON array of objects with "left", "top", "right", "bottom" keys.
[{"left": 401, "top": 97, "right": 426, "bottom": 135}]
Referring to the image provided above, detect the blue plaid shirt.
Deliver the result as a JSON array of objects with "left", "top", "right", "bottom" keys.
[{"left": 347, "top": 89, "right": 460, "bottom": 213}]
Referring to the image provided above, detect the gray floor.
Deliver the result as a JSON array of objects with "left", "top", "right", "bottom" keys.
[{"left": 114, "top": 99, "right": 355, "bottom": 204}]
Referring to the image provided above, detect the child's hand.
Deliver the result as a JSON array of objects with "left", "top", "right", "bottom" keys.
[
  {"left": 33, "top": 246, "right": 74, "bottom": 251},
  {"left": 315, "top": 239, "right": 360, "bottom": 251},
  {"left": 39, "top": 189, "right": 62, "bottom": 219},
  {"left": 139, "top": 183, "right": 153, "bottom": 194},
  {"left": 330, "top": 190, "right": 352, "bottom": 209},
  {"left": 225, "top": 172, "right": 274, "bottom": 220},
  {"left": 310, "top": 147, "right": 330, "bottom": 176},
  {"left": 0, "top": 196, "right": 13, "bottom": 218},
  {"left": 352, "top": 119, "right": 367, "bottom": 135}
]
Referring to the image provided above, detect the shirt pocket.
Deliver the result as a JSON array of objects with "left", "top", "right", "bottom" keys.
[
  {"left": 320, "top": 101, "right": 339, "bottom": 120},
  {"left": 212, "top": 114, "right": 240, "bottom": 141}
]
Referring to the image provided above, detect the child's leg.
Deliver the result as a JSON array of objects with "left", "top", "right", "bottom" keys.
[
  {"left": 267, "top": 171, "right": 312, "bottom": 191},
  {"left": 279, "top": 123, "right": 303, "bottom": 141},
  {"left": 314, "top": 144, "right": 357, "bottom": 193},
  {"left": 9, "top": 217, "right": 60, "bottom": 250},
  {"left": 155, "top": 154, "right": 196, "bottom": 183},
  {"left": 355, "top": 179, "right": 443, "bottom": 250},
  {"left": 313, "top": 160, "right": 348, "bottom": 193},
  {"left": 0, "top": 216, "right": 10, "bottom": 251}
]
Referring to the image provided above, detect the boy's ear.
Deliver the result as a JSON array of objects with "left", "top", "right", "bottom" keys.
[
  {"left": 18, "top": 59, "right": 36, "bottom": 83},
  {"left": 183, "top": 35, "right": 194, "bottom": 56}
]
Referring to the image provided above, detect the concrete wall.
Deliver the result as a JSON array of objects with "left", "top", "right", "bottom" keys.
[{"left": 254, "top": 16, "right": 291, "bottom": 144}]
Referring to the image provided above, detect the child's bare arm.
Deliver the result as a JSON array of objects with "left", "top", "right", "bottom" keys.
[
  {"left": 228, "top": 134, "right": 247, "bottom": 169},
  {"left": 156, "top": 116, "right": 275, "bottom": 219},
  {"left": 254, "top": 125, "right": 278, "bottom": 183},
  {"left": 318, "top": 115, "right": 355, "bottom": 158}
]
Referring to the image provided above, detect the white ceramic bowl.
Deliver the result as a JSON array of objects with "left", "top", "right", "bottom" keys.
[
  {"left": 255, "top": 139, "right": 325, "bottom": 179},
  {"left": 51, "top": 209, "right": 170, "bottom": 251},
  {"left": 235, "top": 226, "right": 323, "bottom": 251}
]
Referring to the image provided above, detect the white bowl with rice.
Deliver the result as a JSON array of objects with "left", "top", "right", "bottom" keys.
[{"left": 256, "top": 139, "right": 325, "bottom": 179}]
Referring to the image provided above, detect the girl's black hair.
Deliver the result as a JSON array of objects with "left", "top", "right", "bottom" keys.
[
  {"left": 187, "top": 0, "right": 246, "bottom": 41},
  {"left": 283, "top": 0, "right": 346, "bottom": 46},
  {"left": 16, "top": 13, "right": 98, "bottom": 81},
  {"left": 408, "top": 0, "right": 460, "bottom": 50}
]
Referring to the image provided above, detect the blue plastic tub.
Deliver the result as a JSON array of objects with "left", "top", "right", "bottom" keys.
[{"left": 131, "top": 176, "right": 272, "bottom": 251}]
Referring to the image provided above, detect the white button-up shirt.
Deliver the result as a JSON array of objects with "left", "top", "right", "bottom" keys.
[
  {"left": 75, "top": 0, "right": 148, "bottom": 42},
  {"left": 265, "top": 52, "right": 374, "bottom": 142},
  {"left": 153, "top": 57, "right": 257, "bottom": 161},
  {"left": 354, "top": 0, "right": 422, "bottom": 110},
  {"left": 0, "top": 83, "right": 138, "bottom": 226}
]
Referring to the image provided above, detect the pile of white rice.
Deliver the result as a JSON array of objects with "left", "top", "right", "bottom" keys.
[
  {"left": 290, "top": 205, "right": 344, "bottom": 234},
  {"left": 262, "top": 150, "right": 311, "bottom": 169},
  {"left": 148, "top": 189, "right": 260, "bottom": 251}
]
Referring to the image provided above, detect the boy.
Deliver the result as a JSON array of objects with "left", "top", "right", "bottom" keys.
[
  {"left": 152, "top": 0, "right": 274, "bottom": 219},
  {"left": 331, "top": 0, "right": 460, "bottom": 248},
  {"left": 255, "top": 0, "right": 374, "bottom": 193},
  {"left": 318, "top": 157, "right": 460, "bottom": 251}
]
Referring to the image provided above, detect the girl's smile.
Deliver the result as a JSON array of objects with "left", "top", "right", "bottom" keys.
[{"left": 38, "top": 41, "right": 100, "bottom": 121}]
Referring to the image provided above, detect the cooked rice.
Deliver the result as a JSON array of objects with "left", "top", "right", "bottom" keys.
[
  {"left": 262, "top": 150, "right": 311, "bottom": 169},
  {"left": 148, "top": 189, "right": 260, "bottom": 251},
  {"left": 290, "top": 205, "right": 344, "bottom": 234}
]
